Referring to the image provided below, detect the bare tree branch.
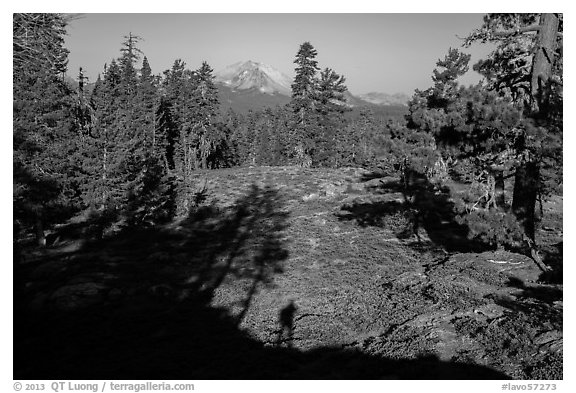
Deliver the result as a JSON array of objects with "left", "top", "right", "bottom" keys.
[{"left": 491, "top": 24, "right": 541, "bottom": 37}]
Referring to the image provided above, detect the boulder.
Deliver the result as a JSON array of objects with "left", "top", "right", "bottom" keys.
[{"left": 478, "top": 250, "right": 541, "bottom": 284}]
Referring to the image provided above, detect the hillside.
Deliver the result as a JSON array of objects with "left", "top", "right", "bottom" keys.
[
  {"left": 14, "top": 166, "right": 562, "bottom": 379},
  {"left": 217, "top": 84, "right": 291, "bottom": 114},
  {"left": 345, "top": 103, "right": 409, "bottom": 123}
]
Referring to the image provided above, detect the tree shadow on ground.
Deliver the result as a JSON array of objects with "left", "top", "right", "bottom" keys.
[
  {"left": 490, "top": 277, "right": 562, "bottom": 331},
  {"left": 492, "top": 275, "right": 562, "bottom": 327},
  {"left": 506, "top": 276, "right": 562, "bottom": 304},
  {"left": 538, "top": 242, "right": 563, "bottom": 284},
  {"left": 15, "top": 183, "right": 509, "bottom": 380},
  {"left": 338, "top": 171, "right": 488, "bottom": 253}
]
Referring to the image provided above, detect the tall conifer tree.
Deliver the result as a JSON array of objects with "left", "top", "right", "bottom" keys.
[
  {"left": 191, "top": 61, "right": 221, "bottom": 169},
  {"left": 290, "top": 42, "right": 320, "bottom": 165},
  {"left": 315, "top": 67, "right": 348, "bottom": 166},
  {"left": 13, "top": 13, "right": 77, "bottom": 245}
]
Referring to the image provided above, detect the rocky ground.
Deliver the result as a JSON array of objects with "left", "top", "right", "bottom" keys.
[{"left": 14, "top": 166, "right": 563, "bottom": 380}]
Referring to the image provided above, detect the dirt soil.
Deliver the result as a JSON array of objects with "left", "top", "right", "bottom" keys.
[{"left": 14, "top": 166, "right": 562, "bottom": 380}]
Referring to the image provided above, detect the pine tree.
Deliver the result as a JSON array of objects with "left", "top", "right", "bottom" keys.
[
  {"left": 252, "top": 108, "right": 276, "bottom": 165},
  {"left": 78, "top": 35, "right": 178, "bottom": 228},
  {"left": 209, "top": 108, "right": 241, "bottom": 168},
  {"left": 222, "top": 108, "right": 242, "bottom": 165},
  {"left": 124, "top": 52, "right": 178, "bottom": 226},
  {"left": 464, "top": 13, "right": 563, "bottom": 242},
  {"left": 272, "top": 105, "right": 293, "bottom": 165},
  {"left": 74, "top": 67, "right": 92, "bottom": 134},
  {"left": 156, "top": 60, "right": 221, "bottom": 214},
  {"left": 160, "top": 59, "right": 188, "bottom": 174},
  {"left": 403, "top": 44, "right": 562, "bottom": 252},
  {"left": 138, "top": 56, "right": 157, "bottom": 152},
  {"left": 83, "top": 60, "right": 125, "bottom": 212},
  {"left": 79, "top": 35, "right": 164, "bottom": 228},
  {"left": 315, "top": 68, "right": 349, "bottom": 166},
  {"left": 190, "top": 61, "right": 221, "bottom": 169},
  {"left": 158, "top": 60, "right": 193, "bottom": 215},
  {"left": 155, "top": 96, "right": 178, "bottom": 170},
  {"left": 231, "top": 110, "right": 256, "bottom": 165},
  {"left": 13, "top": 14, "right": 69, "bottom": 78},
  {"left": 13, "top": 13, "right": 78, "bottom": 246},
  {"left": 290, "top": 42, "right": 320, "bottom": 165}
]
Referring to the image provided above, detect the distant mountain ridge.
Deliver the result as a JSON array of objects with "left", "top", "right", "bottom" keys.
[
  {"left": 214, "top": 60, "right": 292, "bottom": 96},
  {"left": 213, "top": 60, "right": 409, "bottom": 116},
  {"left": 217, "top": 84, "right": 291, "bottom": 114},
  {"left": 357, "top": 92, "right": 410, "bottom": 106}
]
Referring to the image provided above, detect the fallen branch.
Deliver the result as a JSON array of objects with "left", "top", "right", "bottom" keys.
[{"left": 523, "top": 235, "right": 551, "bottom": 272}]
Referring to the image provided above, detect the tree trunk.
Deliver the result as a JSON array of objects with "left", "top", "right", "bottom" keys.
[
  {"left": 511, "top": 13, "right": 558, "bottom": 242},
  {"left": 35, "top": 211, "right": 46, "bottom": 247},
  {"left": 512, "top": 161, "right": 539, "bottom": 241},
  {"left": 102, "top": 144, "right": 107, "bottom": 209},
  {"left": 530, "top": 13, "right": 560, "bottom": 113},
  {"left": 152, "top": 120, "right": 156, "bottom": 151},
  {"left": 494, "top": 169, "right": 505, "bottom": 207}
]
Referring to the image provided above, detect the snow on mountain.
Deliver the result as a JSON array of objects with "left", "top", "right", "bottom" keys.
[
  {"left": 215, "top": 60, "right": 293, "bottom": 96},
  {"left": 357, "top": 92, "right": 410, "bottom": 106}
]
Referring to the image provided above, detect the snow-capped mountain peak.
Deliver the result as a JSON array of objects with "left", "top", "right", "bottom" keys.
[{"left": 215, "top": 60, "right": 292, "bottom": 96}]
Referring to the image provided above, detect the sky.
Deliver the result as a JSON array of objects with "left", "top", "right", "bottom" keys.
[{"left": 63, "top": 13, "right": 495, "bottom": 96}]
